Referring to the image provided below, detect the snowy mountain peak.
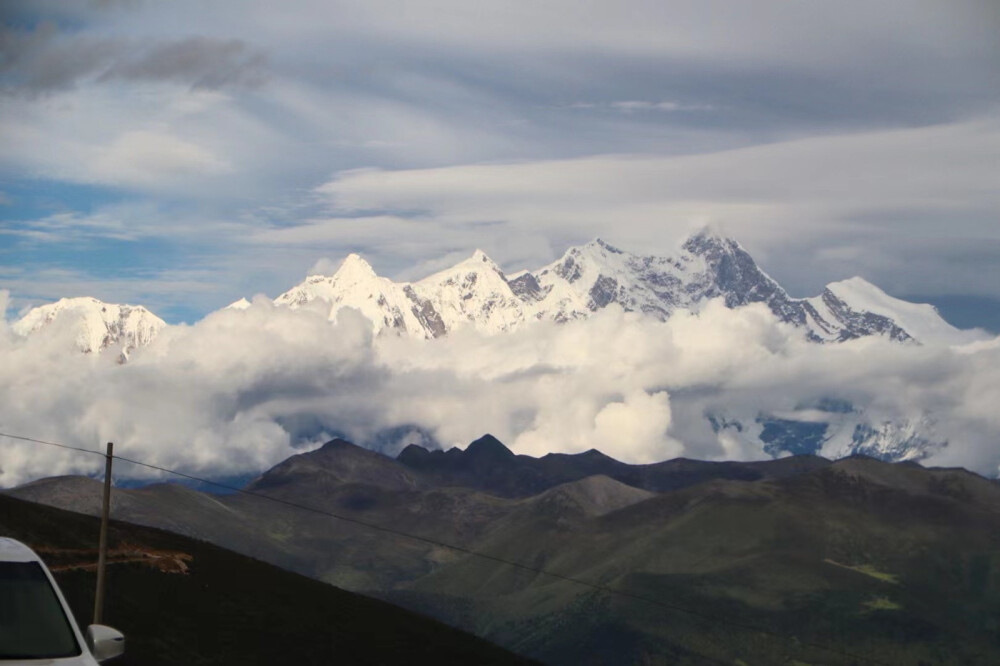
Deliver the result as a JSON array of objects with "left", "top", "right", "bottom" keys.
[
  {"left": 274, "top": 252, "right": 442, "bottom": 337},
  {"left": 414, "top": 249, "right": 523, "bottom": 334},
  {"left": 450, "top": 249, "right": 505, "bottom": 276},
  {"left": 832, "top": 275, "right": 877, "bottom": 291},
  {"left": 469, "top": 248, "right": 491, "bottom": 262},
  {"left": 680, "top": 231, "right": 757, "bottom": 272},
  {"left": 11, "top": 296, "right": 166, "bottom": 355},
  {"left": 820, "top": 277, "right": 977, "bottom": 345},
  {"left": 239, "top": 231, "right": 978, "bottom": 345},
  {"left": 275, "top": 253, "right": 379, "bottom": 309},
  {"left": 684, "top": 225, "right": 735, "bottom": 246},
  {"left": 586, "top": 237, "right": 624, "bottom": 253},
  {"left": 335, "top": 253, "right": 378, "bottom": 281}
]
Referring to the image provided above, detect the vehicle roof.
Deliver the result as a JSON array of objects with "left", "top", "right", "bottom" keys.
[{"left": 0, "top": 536, "right": 43, "bottom": 563}]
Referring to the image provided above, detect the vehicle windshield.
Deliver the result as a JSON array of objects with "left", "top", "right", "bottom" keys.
[{"left": 0, "top": 561, "right": 81, "bottom": 658}]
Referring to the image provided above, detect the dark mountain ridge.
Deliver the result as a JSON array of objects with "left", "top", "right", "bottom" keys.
[
  {"left": 249, "top": 437, "right": 424, "bottom": 494},
  {"left": 7, "top": 436, "right": 1000, "bottom": 664},
  {"left": 397, "top": 433, "right": 833, "bottom": 497}
]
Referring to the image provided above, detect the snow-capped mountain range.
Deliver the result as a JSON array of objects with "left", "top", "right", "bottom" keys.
[
  {"left": 10, "top": 232, "right": 973, "bottom": 352},
  {"left": 4, "top": 232, "right": 986, "bottom": 466},
  {"left": 250, "top": 231, "right": 970, "bottom": 345},
  {"left": 10, "top": 297, "right": 165, "bottom": 357}
]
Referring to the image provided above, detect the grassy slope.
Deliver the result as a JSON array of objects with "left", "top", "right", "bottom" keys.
[
  {"left": 394, "top": 459, "right": 1000, "bottom": 665},
  {"left": 0, "top": 493, "right": 535, "bottom": 666},
  {"left": 8, "top": 450, "right": 1000, "bottom": 665}
]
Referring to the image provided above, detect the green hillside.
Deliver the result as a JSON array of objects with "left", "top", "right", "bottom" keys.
[
  {"left": 0, "top": 493, "right": 535, "bottom": 666},
  {"left": 8, "top": 439, "right": 1000, "bottom": 664},
  {"left": 395, "top": 458, "right": 1000, "bottom": 664}
]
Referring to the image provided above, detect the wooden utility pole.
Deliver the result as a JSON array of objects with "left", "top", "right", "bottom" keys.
[{"left": 93, "top": 441, "right": 113, "bottom": 625}]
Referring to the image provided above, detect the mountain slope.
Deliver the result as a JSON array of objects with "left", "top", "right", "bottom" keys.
[
  {"left": 14, "top": 232, "right": 976, "bottom": 352},
  {"left": 4, "top": 438, "right": 833, "bottom": 593},
  {"left": 0, "top": 493, "right": 536, "bottom": 666},
  {"left": 814, "top": 276, "right": 978, "bottom": 345},
  {"left": 9, "top": 440, "right": 1000, "bottom": 665},
  {"left": 11, "top": 297, "right": 165, "bottom": 355},
  {"left": 394, "top": 456, "right": 1000, "bottom": 665},
  {"left": 248, "top": 437, "right": 424, "bottom": 494},
  {"left": 523, "top": 233, "right": 918, "bottom": 342},
  {"left": 260, "top": 232, "right": 968, "bottom": 344},
  {"left": 274, "top": 253, "right": 441, "bottom": 337},
  {"left": 413, "top": 250, "right": 526, "bottom": 334}
]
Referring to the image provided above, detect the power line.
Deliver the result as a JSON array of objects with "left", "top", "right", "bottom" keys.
[
  {"left": 0, "top": 432, "right": 104, "bottom": 456},
  {"left": 0, "top": 430, "right": 890, "bottom": 665}
]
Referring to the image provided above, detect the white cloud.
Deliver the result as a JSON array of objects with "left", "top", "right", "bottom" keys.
[
  {"left": 307, "top": 257, "right": 342, "bottom": 276},
  {"left": 0, "top": 299, "right": 376, "bottom": 485},
  {"left": 316, "top": 118, "right": 1000, "bottom": 235},
  {"left": 93, "top": 130, "right": 231, "bottom": 186},
  {"left": 111, "top": 0, "right": 996, "bottom": 72},
  {"left": 609, "top": 101, "right": 714, "bottom": 113},
  {"left": 3, "top": 293, "right": 998, "bottom": 487},
  {"left": 0, "top": 84, "right": 247, "bottom": 194},
  {"left": 308, "top": 117, "right": 1000, "bottom": 296}
]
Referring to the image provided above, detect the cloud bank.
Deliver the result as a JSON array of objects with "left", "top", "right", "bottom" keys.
[
  {"left": 1, "top": 291, "right": 997, "bottom": 487},
  {"left": 0, "top": 23, "right": 267, "bottom": 96},
  {"left": 306, "top": 117, "right": 1000, "bottom": 299}
]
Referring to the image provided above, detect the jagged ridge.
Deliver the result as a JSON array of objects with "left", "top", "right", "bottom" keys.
[
  {"left": 13, "top": 232, "right": 971, "bottom": 351},
  {"left": 265, "top": 232, "right": 963, "bottom": 344}
]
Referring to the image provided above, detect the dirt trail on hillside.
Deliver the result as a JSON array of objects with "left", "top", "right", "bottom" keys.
[{"left": 35, "top": 543, "right": 193, "bottom": 574}]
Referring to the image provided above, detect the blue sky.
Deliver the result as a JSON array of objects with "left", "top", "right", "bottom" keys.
[{"left": 2, "top": 0, "right": 999, "bottom": 328}]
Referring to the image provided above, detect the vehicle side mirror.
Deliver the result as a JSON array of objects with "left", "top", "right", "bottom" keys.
[{"left": 86, "top": 624, "right": 125, "bottom": 662}]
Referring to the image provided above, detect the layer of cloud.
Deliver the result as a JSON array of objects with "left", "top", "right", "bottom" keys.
[
  {"left": 302, "top": 117, "right": 1000, "bottom": 297},
  {"left": 571, "top": 101, "right": 715, "bottom": 113},
  {"left": 0, "top": 84, "right": 245, "bottom": 193},
  {"left": 1, "top": 292, "right": 998, "bottom": 488},
  {"left": 93, "top": 130, "right": 232, "bottom": 187},
  {"left": 314, "top": 119, "right": 1000, "bottom": 236},
  {"left": 0, "top": 23, "right": 268, "bottom": 95}
]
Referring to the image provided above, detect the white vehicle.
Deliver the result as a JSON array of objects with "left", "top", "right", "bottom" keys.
[{"left": 0, "top": 538, "right": 125, "bottom": 664}]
